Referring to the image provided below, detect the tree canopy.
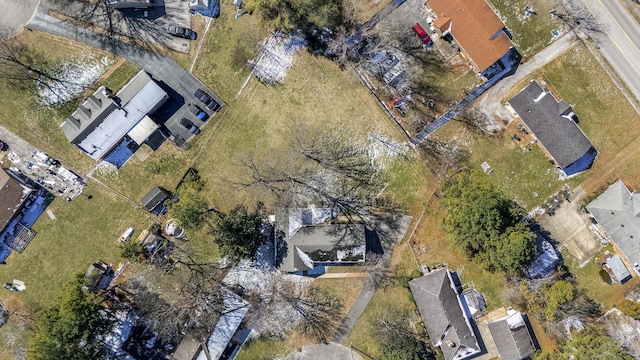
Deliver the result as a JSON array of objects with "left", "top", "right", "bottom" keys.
[
  {"left": 440, "top": 170, "right": 536, "bottom": 275},
  {"left": 27, "top": 274, "right": 116, "bottom": 360},
  {"left": 532, "top": 326, "right": 633, "bottom": 360},
  {"left": 244, "top": 0, "right": 343, "bottom": 31},
  {"left": 210, "top": 202, "right": 268, "bottom": 261},
  {"left": 167, "top": 173, "right": 210, "bottom": 231}
]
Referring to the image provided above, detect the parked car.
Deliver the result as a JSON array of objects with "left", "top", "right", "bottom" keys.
[
  {"left": 179, "top": 118, "right": 201, "bottom": 135},
  {"left": 167, "top": 25, "right": 195, "bottom": 40},
  {"left": 412, "top": 23, "right": 432, "bottom": 45},
  {"left": 0, "top": 140, "right": 7, "bottom": 151},
  {"left": 188, "top": 104, "right": 209, "bottom": 121},
  {"left": 194, "top": 89, "right": 221, "bottom": 112}
]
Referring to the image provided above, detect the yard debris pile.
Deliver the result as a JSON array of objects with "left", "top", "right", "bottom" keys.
[
  {"left": 249, "top": 33, "right": 307, "bottom": 85},
  {"left": 38, "top": 55, "right": 112, "bottom": 106}
]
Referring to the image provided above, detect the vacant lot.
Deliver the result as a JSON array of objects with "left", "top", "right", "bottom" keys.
[{"left": 490, "top": 0, "right": 560, "bottom": 58}]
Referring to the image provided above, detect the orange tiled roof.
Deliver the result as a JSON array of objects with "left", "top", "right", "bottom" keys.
[{"left": 429, "top": 0, "right": 514, "bottom": 72}]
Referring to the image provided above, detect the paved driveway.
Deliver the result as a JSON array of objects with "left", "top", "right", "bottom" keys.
[
  {"left": 537, "top": 185, "right": 601, "bottom": 264},
  {"left": 0, "top": 0, "right": 39, "bottom": 37},
  {"left": 285, "top": 343, "right": 363, "bottom": 360},
  {"left": 28, "top": 7, "right": 223, "bottom": 145}
]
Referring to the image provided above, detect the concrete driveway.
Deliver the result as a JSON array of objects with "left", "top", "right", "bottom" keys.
[
  {"left": 537, "top": 185, "right": 601, "bottom": 264},
  {"left": 285, "top": 343, "right": 363, "bottom": 360},
  {"left": 0, "top": 0, "right": 39, "bottom": 37}
]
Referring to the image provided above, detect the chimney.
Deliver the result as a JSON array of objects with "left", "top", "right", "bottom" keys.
[{"left": 445, "top": 340, "right": 456, "bottom": 348}]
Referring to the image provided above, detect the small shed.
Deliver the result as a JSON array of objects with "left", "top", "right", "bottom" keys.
[
  {"left": 607, "top": 255, "right": 632, "bottom": 283},
  {"left": 141, "top": 186, "right": 171, "bottom": 214}
]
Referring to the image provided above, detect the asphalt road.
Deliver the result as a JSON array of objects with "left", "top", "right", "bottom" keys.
[
  {"left": 577, "top": 0, "right": 640, "bottom": 102},
  {"left": 0, "top": 0, "right": 39, "bottom": 37}
]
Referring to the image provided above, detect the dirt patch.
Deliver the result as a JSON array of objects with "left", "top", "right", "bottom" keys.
[{"left": 537, "top": 185, "right": 601, "bottom": 264}]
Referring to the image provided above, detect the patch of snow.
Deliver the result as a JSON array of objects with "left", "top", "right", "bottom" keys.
[
  {"left": 103, "top": 309, "right": 137, "bottom": 360},
  {"left": 251, "top": 33, "right": 307, "bottom": 84},
  {"left": 196, "top": 292, "right": 249, "bottom": 360},
  {"left": 38, "top": 55, "right": 112, "bottom": 106},
  {"left": 368, "top": 133, "right": 410, "bottom": 170}
]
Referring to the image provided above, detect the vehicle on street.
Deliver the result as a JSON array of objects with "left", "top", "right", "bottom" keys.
[
  {"left": 188, "top": 104, "right": 209, "bottom": 121},
  {"left": 0, "top": 140, "right": 7, "bottom": 151},
  {"left": 194, "top": 89, "right": 221, "bottom": 111},
  {"left": 167, "top": 25, "right": 195, "bottom": 40},
  {"left": 179, "top": 118, "right": 201, "bottom": 135}
]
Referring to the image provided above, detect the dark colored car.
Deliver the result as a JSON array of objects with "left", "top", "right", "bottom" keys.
[
  {"left": 194, "top": 89, "right": 221, "bottom": 112},
  {"left": 0, "top": 140, "right": 7, "bottom": 151},
  {"left": 179, "top": 118, "right": 201, "bottom": 135},
  {"left": 188, "top": 104, "right": 209, "bottom": 121},
  {"left": 167, "top": 25, "right": 195, "bottom": 40}
]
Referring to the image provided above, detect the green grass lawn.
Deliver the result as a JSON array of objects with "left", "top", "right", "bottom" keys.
[
  {"left": 489, "top": 0, "right": 560, "bottom": 58},
  {"left": 0, "top": 183, "right": 151, "bottom": 358}
]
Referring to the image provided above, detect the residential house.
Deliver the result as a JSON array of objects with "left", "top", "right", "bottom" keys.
[
  {"left": 507, "top": 80, "right": 597, "bottom": 176},
  {"left": 427, "top": 0, "right": 521, "bottom": 79},
  {"left": 173, "top": 291, "right": 249, "bottom": 360},
  {"left": 189, "top": 0, "right": 220, "bottom": 18},
  {"left": 487, "top": 308, "right": 538, "bottom": 360},
  {"left": 408, "top": 268, "right": 482, "bottom": 360},
  {"left": 140, "top": 186, "right": 171, "bottom": 214},
  {"left": 587, "top": 180, "right": 640, "bottom": 273},
  {"left": 61, "top": 70, "right": 168, "bottom": 161},
  {"left": 0, "top": 168, "right": 49, "bottom": 262},
  {"left": 606, "top": 255, "right": 632, "bottom": 284},
  {"left": 275, "top": 207, "right": 366, "bottom": 273}
]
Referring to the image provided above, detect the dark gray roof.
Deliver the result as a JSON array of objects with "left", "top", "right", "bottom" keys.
[
  {"left": 487, "top": 311, "right": 537, "bottom": 360},
  {"left": 61, "top": 88, "right": 118, "bottom": 143},
  {"left": 408, "top": 269, "right": 481, "bottom": 360},
  {"left": 141, "top": 186, "right": 171, "bottom": 211},
  {"left": 275, "top": 208, "right": 365, "bottom": 272},
  {"left": 607, "top": 255, "right": 632, "bottom": 283},
  {"left": 508, "top": 80, "right": 595, "bottom": 168},
  {"left": 587, "top": 180, "right": 640, "bottom": 266}
]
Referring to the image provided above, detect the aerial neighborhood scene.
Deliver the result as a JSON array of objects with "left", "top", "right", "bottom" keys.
[{"left": 4, "top": 0, "right": 640, "bottom": 358}]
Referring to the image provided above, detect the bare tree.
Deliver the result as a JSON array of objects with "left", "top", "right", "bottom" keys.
[
  {"left": 551, "top": 0, "right": 604, "bottom": 42},
  {"left": 280, "top": 282, "right": 343, "bottom": 340},
  {"left": 363, "top": 252, "right": 394, "bottom": 290},
  {"left": 0, "top": 35, "right": 89, "bottom": 100}
]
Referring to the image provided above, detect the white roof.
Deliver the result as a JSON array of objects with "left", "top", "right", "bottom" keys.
[
  {"left": 127, "top": 115, "right": 159, "bottom": 145},
  {"left": 77, "top": 80, "right": 166, "bottom": 160},
  {"left": 196, "top": 292, "right": 249, "bottom": 360}
]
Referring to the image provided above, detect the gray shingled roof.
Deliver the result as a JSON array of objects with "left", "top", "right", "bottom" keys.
[
  {"left": 275, "top": 208, "right": 366, "bottom": 272},
  {"left": 140, "top": 186, "right": 171, "bottom": 211},
  {"left": 587, "top": 180, "right": 640, "bottom": 266},
  {"left": 487, "top": 311, "right": 537, "bottom": 360},
  {"left": 607, "top": 255, "right": 632, "bottom": 283},
  {"left": 408, "top": 269, "right": 481, "bottom": 360},
  {"left": 508, "top": 80, "right": 594, "bottom": 168}
]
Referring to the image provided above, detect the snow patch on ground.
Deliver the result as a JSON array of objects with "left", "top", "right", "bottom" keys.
[
  {"left": 38, "top": 55, "right": 112, "bottom": 106},
  {"left": 223, "top": 259, "right": 313, "bottom": 338},
  {"left": 92, "top": 161, "right": 119, "bottom": 179},
  {"left": 251, "top": 33, "right": 307, "bottom": 84},
  {"left": 368, "top": 133, "right": 410, "bottom": 170}
]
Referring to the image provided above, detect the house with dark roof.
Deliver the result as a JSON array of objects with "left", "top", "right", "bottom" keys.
[
  {"left": 275, "top": 207, "right": 366, "bottom": 273},
  {"left": 140, "top": 186, "right": 171, "bottom": 214},
  {"left": 487, "top": 309, "right": 537, "bottom": 360},
  {"left": 526, "top": 232, "right": 561, "bottom": 279},
  {"left": 587, "top": 180, "right": 640, "bottom": 271},
  {"left": 0, "top": 168, "right": 49, "bottom": 262},
  {"left": 428, "top": 0, "right": 521, "bottom": 79},
  {"left": 61, "top": 70, "right": 168, "bottom": 161},
  {"left": 408, "top": 268, "right": 481, "bottom": 360},
  {"left": 507, "top": 80, "right": 597, "bottom": 176}
]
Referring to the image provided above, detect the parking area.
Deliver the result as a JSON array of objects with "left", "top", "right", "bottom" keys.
[
  {"left": 537, "top": 185, "right": 601, "bottom": 264},
  {"left": 42, "top": 0, "right": 194, "bottom": 53}
]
